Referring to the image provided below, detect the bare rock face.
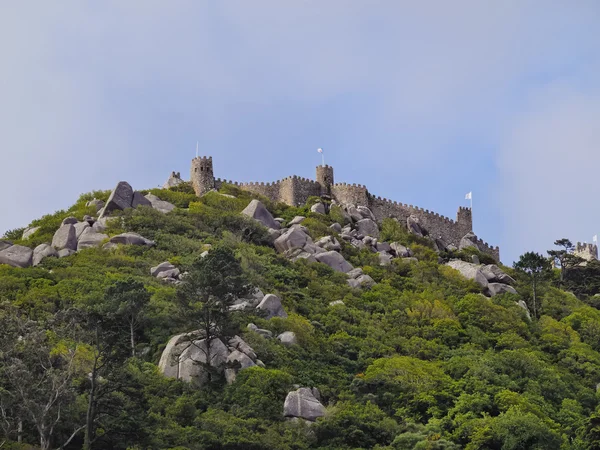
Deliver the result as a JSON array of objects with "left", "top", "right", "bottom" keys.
[
  {"left": 100, "top": 181, "right": 134, "bottom": 218},
  {"left": 0, "top": 241, "right": 13, "bottom": 252},
  {"left": 487, "top": 283, "right": 518, "bottom": 297},
  {"left": 277, "top": 331, "right": 297, "bottom": 346},
  {"left": 22, "top": 226, "right": 40, "bottom": 240},
  {"left": 407, "top": 215, "right": 424, "bottom": 237},
  {"left": 310, "top": 203, "right": 326, "bottom": 215},
  {"left": 77, "top": 228, "right": 108, "bottom": 250},
  {"left": 241, "top": 200, "right": 280, "bottom": 230},
  {"left": 132, "top": 191, "right": 152, "bottom": 208},
  {"left": 150, "top": 261, "right": 178, "bottom": 277},
  {"left": 275, "top": 228, "right": 312, "bottom": 253},
  {"left": 283, "top": 388, "right": 326, "bottom": 422},
  {"left": 391, "top": 242, "right": 412, "bottom": 258},
  {"left": 257, "top": 294, "right": 288, "bottom": 319},
  {"left": 178, "top": 338, "right": 230, "bottom": 385},
  {"left": 74, "top": 222, "right": 90, "bottom": 239},
  {"left": 446, "top": 260, "right": 488, "bottom": 289},
  {"left": 33, "top": 243, "right": 58, "bottom": 266},
  {"left": 459, "top": 232, "right": 479, "bottom": 251},
  {"left": 145, "top": 194, "right": 176, "bottom": 214},
  {"left": 0, "top": 244, "right": 33, "bottom": 268},
  {"left": 52, "top": 224, "right": 77, "bottom": 251},
  {"left": 163, "top": 171, "right": 184, "bottom": 189},
  {"left": 109, "top": 233, "right": 155, "bottom": 247},
  {"left": 481, "top": 264, "right": 516, "bottom": 286},
  {"left": 356, "top": 218, "right": 379, "bottom": 238},
  {"left": 314, "top": 251, "right": 354, "bottom": 273}
]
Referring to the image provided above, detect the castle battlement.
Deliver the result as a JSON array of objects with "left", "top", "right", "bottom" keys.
[{"left": 187, "top": 156, "right": 498, "bottom": 261}]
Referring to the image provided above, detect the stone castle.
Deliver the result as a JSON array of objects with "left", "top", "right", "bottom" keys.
[{"left": 165, "top": 156, "right": 500, "bottom": 261}]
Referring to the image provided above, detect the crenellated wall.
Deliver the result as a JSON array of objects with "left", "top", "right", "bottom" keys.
[
  {"left": 187, "top": 157, "right": 500, "bottom": 261},
  {"left": 214, "top": 176, "right": 321, "bottom": 206}
]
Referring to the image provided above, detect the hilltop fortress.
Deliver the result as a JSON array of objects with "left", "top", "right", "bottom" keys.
[{"left": 166, "top": 156, "right": 500, "bottom": 261}]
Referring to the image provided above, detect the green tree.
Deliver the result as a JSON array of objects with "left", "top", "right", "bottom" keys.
[
  {"left": 514, "top": 252, "right": 551, "bottom": 319},
  {"left": 548, "top": 238, "right": 584, "bottom": 284},
  {"left": 176, "top": 247, "right": 249, "bottom": 380}
]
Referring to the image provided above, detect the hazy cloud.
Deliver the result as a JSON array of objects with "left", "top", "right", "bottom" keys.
[{"left": 1, "top": 1, "right": 598, "bottom": 263}]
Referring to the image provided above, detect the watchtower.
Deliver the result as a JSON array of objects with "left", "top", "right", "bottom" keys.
[
  {"left": 316, "top": 165, "right": 334, "bottom": 196},
  {"left": 456, "top": 207, "right": 473, "bottom": 234},
  {"left": 191, "top": 156, "right": 215, "bottom": 197},
  {"left": 575, "top": 242, "right": 598, "bottom": 262}
]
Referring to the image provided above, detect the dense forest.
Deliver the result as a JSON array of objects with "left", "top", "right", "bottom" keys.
[{"left": 2, "top": 182, "right": 600, "bottom": 450}]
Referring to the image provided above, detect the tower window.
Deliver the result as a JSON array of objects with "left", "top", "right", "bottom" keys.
[
  {"left": 195, "top": 168, "right": 197, "bottom": 172},
  {"left": 201, "top": 167, "right": 204, "bottom": 172}
]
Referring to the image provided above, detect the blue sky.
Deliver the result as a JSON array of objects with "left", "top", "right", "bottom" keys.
[{"left": 1, "top": 1, "right": 599, "bottom": 263}]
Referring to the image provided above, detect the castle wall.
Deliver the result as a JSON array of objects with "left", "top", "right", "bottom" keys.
[
  {"left": 331, "top": 183, "right": 369, "bottom": 206},
  {"left": 193, "top": 156, "right": 499, "bottom": 261},
  {"left": 215, "top": 176, "right": 320, "bottom": 206},
  {"left": 366, "top": 195, "right": 499, "bottom": 261}
]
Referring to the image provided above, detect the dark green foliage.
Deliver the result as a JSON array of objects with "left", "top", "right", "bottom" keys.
[{"left": 2, "top": 189, "right": 600, "bottom": 449}]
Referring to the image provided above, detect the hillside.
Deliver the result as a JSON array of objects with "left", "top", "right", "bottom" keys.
[{"left": 1, "top": 181, "right": 600, "bottom": 450}]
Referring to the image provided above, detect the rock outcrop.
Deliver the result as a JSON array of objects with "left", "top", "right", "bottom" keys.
[
  {"left": 0, "top": 244, "right": 33, "bottom": 268},
  {"left": 257, "top": 294, "right": 288, "bottom": 319},
  {"left": 144, "top": 194, "right": 176, "bottom": 214},
  {"left": 109, "top": 233, "right": 155, "bottom": 247},
  {"left": 52, "top": 224, "right": 78, "bottom": 251},
  {"left": 33, "top": 243, "right": 58, "bottom": 266},
  {"left": 283, "top": 388, "right": 326, "bottom": 422},
  {"left": 242, "top": 200, "right": 280, "bottom": 230}
]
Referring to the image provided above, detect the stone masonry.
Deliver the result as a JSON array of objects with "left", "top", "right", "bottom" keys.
[{"left": 185, "top": 156, "right": 500, "bottom": 261}]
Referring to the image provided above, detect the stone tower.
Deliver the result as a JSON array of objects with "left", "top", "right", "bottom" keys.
[
  {"left": 575, "top": 242, "right": 598, "bottom": 262},
  {"left": 456, "top": 207, "right": 473, "bottom": 235},
  {"left": 190, "top": 156, "right": 215, "bottom": 197},
  {"left": 316, "top": 165, "right": 334, "bottom": 196}
]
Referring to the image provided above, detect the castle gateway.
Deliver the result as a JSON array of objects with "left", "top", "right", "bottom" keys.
[{"left": 179, "top": 156, "right": 499, "bottom": 261}]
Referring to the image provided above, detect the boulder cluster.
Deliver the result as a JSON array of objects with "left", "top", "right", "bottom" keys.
[
  {"left": 99, "top": 181, "right": 175, "bottom": 218},
  {"left": 1, "top": 182, "right": 174, "bottom": 269},
  {"left": 150, "top": 261, "right": 184, "bottom": 284},
  {"left": 445, "top": 260, "right": 517, "bottom": 297},
  {"left": 159, "top": 332, "right": 263, "bottom": 386}
]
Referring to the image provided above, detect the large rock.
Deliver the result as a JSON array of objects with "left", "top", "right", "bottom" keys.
[
  {"left": 109, "top": 233, "right": 155, "bottom": 247},
  {"left": 356, "top": 274, "right": 376, "bottom": 288},
  {"left": 101, "top": 181, "right": 134, "bottom": 217},
  {"left": 0, "top": 245, "right": 33, "bottom": 268},
  {"left": 74, "top": 222, "right": 90, "bottom": 239},
  {"left": 356, "top": 206, "right": 375, "bottom": 220},
  {"left": 163, "top": 171, "right": 184, "bottom": 189},
  {"left": 314, "top": 251, "right": 353, "bottom": 273},
  {"left": 315, "top": 236, "right": 341, "bottom": 251},
  {"left": 283, "top": 388, "right": 326, "bottom": 422},
  {"left": 228, "top": 336, "right": 257, "bottom": 360},
  {"left": 289, "top": 216, "right": 306, "bottom": 226},
  {"left": 274, "top": 228, "right": 312, "bottom": 253},
  {"left": 481, "top": 264, "right": 516, "bottom": 286},
  {"left": 516, "top": 300, "right": 531, "bottom": 320},
  {"left": 355, "top": 218, "right": 379, "bottom": 238},
  {"left": 277, "top": 331, "right": 298, "bottom": 346},
  {"left": 459, "top": 232, "right": 479, "bottom": 251},
  {"left": 446, "top": 260, "right": 488, "bottom": 289},
  {"left": 33, "top": 243, "right": 58, "bottom": 266},
  {"left": 241, "top": 200, "right": 280, "bottom": 230},
  {"left": 52, "top": 224, "right": 77, "bottom": 251},
  {"left": 345, "top": 205, "right": 363, "bottom": 223},
  {"left": 86, "top": 198, "right": 105, "bottom": 212},
  {"left": 77, "top": 228, "right": 108, "bottom": 250},
  {"left": 151, "top": 261, "right": 178, "bottom": 277},
  {"left": 310, "top": 203, "right": 326, "bottom": 215},
  {"left": 487, "top": 283, "right": 518, "bottom": 297},
  {"left": 0, "top": 241, "right": 12, "bottom": 251},
  {"left": 58, "top": 249, "right": 76, "bottom": 258},
  {"left": 145, "top": 193, "right": 176, "bottom": 214},
  {"left": 22, "top": 226, "right": 40, "bottom": 240},
  {"left": 178, "top": 338, "right": 230, "bottom": 384},
  {"left": 132, "top": 191, "right": 152, "bottom": 208},
  {"left": 378, "top": 252, "right": 393, "bottom": 266},
  {"left": 227, "top": 350, "right": 256, "bottom": 369},
  {"left": 407, "top": 215, "right": 424, "bottom": 237},
  {"left": 257, "top": 294, "right": 287, "bottom": 319},
  {"left": 390, "top": 242, "right": 412, "bottom": 257}
]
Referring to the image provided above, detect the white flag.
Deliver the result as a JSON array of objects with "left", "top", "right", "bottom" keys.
[
  {"left": 317, "top": 148, "right": 323, "bottom": 154},
  {"left": 594, "top": 235, "right": 597, "bottom": 243},
  {"left": 465, "top": 192, "right": 472, "bottom": 200}
]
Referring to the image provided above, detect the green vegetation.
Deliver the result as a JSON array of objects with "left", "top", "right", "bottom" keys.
[{"left": 2, "top": 186, "right": 600, "bottom": 449}]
